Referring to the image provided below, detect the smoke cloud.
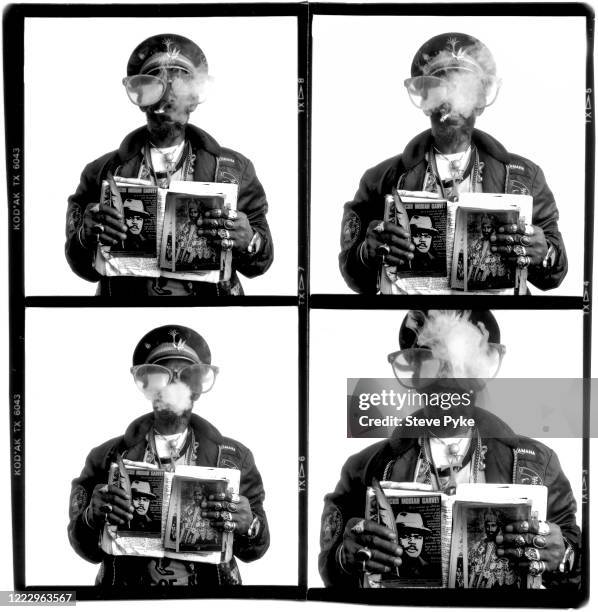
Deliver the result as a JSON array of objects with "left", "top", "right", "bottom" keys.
[
  {"left": 419, "top": 42, "right": 498, "bottom": 120},
  {"left": 414, "top": 310, "right": 500, "bottom": 379},
  {"left": 151, "top": 380, "right": 193, "bottom": 416}
]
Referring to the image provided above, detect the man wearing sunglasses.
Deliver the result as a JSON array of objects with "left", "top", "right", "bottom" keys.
[
  {"left": 319, "top": 310, "right": 579, "bottom": 589},
  {"left": 65, "top": 34, "right": 273, "bottom": 296},
  {"left": 339, "top": 33, "right": 566, "bottom": 294},
  {"left": 68, "top": 325, "right": 269, "bottom": 586}
]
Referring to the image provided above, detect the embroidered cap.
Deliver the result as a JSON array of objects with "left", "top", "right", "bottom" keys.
[
  {"left": 133, "top": 325, "right": 212, "bottom": 366},
  {"left": 411, "top": 33, "right": 496, "bottom": 78},
  {"left": 127, "top": 34, "right": 208, "bottom": 77},
  {"left": 399, "top": 310, "right": 501, "bottom": 349}
]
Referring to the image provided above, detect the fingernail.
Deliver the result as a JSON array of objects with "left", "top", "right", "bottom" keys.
[
  {"left": 490, "top": 235, "right": 496, "bottom": 242},
  {"left": 505, "top": 524, "right": 514, "bottom": 533},
  {"left": 383, "top": 566, "right": 391, "bottom": 573},
  {"left": 498, "top": 227, "right": 505, "bottom": 233},
  {"left": 496, "top": 548, "right": 504, "bottom": 556},
  {"left": 409, "top": 244, "right": 415, "bottom": 251},
  {"left": 394, "top": 546, "right": 401, "bottom": 555},
  {"left": 407, "top": 253, "right": 414, "bottom": 259},
  {"left": 495, "top": 534, "right": 503, "bottom": 544},
  {"left": 491, "top": 247, "right": 497, "bottom": 252},
  {"left": 127, "top": 514, "right": 133, "bottom": 521},
  {"left": 129, "top": 505, "right": 134, "bottom": 512},
  {"left": 201, "top": 512, "right": 206, "bottom": 517}
]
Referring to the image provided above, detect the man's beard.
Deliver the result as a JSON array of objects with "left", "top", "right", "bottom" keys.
[
  {"left": 147, "top": 116, "right": 187, "bottom": 142},
  {"left": 151, "top": 381, "right": 194, "bottom": 427}
]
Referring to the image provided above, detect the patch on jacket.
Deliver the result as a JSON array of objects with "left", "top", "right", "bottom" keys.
[
  {"left": 508, "top": 163, "right": 525, "bottom": 172},
  {"left": 516, "top": 447, "right": 536, "bottom": 456},
  {"left": 516, "top": 465, "right": 543, "bottom": 486},
  {"left": 508, "top": 179, "right": 530, "bottom": 196},
  {"left": 341, "top": 212, "right": 361, "bottom": 248},
  {"left": 320, "top": 506, "right": 343, "bottom": 551},
  {"left": 217, "top": 444, "right": 240, "bottom": 470},
  {"left": 69, "top": 484, "right": 89, "bottom": 519}
]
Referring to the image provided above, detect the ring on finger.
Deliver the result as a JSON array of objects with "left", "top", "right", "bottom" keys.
[
  {"left": 224, "top": 219, "right": 235, "bottom": 229},
  {"left": 523, "top": 224, "right": 535, "bottom": 237},
  {"left": 505, "top": 235, "right": 514, "bottom": 245},
  {"left": 220, "top": 511, "right": 233, "bottom": 521},
  {"left": 227, "top": 502, "right": 238, "bottom": 513},
  {"left": 376, "top": 243, "right": 391, "bottom": 256},
  {"left": 356, "top": 547, "right": 372, "bottom": 561},
  {"left": 218, "top": 229, "right": 231, "bottom": 240},
  {"left": 532, "top": 535, "right": 547, "bottom": 548},
  {"left": 525, "top": 547, "right": 541, "bottom": 561},
  {"left": 514, "top": 534, "right": 526, "bottom": 547},
  {"left": 517, "top": 255, "right": 530, "bottom": 269},
  {"left": 227, "top": 210, "right": 238, "bottom": 220},
  {"left": 529, "top": 560, "right": 546, "bottom": 576},
  {"left": 513, "top": 245, "right": 527, "bottom": 257},
  {"left": 521, "top": 235, "right": 531, "bottom": 246},
  {"left": 99, "top": 503, "right": 112, "bottom": 514},
  {"left": 504, "top": 245, "right": 512, "bottom": 254},
  {"left": 93, "top": 223, "right": 105, "bottom": 234},
  {"left": 513, "top": 547, "right": 524, "bottom": 558},
  {"left": 223, "top": 520, "right": 236, "bottom": 533},
  {"left": 221, "top": 238, "right": 234, "bottom": 250}
]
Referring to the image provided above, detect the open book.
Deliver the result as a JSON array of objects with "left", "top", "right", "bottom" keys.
[
  {"left": 101, "top": 461, "right": 240, "bottom": 564},
  {"left": 364, "top": 482, "right": 546, "bottom": 589},
  {"left": 380, "top": 190, "right": 532, "bottom": 294},
  {"left": 95, "top": 177, "right": 237, "bottom": 284}
]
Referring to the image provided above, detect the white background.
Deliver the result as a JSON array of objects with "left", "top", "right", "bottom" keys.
[
  {"left": 311, "top": 16, "right": 587, "bottom": 296},
  {"left": 309, "top": 309, "right": 585, "bottom": 586},
  {"left": 24, "top": 17, "right": 298, "bottom": 296},
  {"left": 24, "top": 307, "right": 298, "bottom": 586}
]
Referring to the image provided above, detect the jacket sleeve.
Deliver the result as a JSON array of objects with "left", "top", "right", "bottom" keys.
[
  {"left": 68, "top": 442, "right": 114, "bottom": 564},
  {"left": 527, "top": 164, "right": 568, "bottom": 291},
  {"left": 541, "top": 448, "right": 582, "bottom": 589},
  {"left": 318, "top": 452, "right": 371, "bottom": 587},
  {"left": 233, "top": 447, "right": 270, "bottom": 562},
  {"left": 338, "top": 163, "right": 395, "bottom": 294},
  {"left": 234, "top": 158, "right": 274, "bottom": 279},
  {"left": 65, "top": 160, "right": 108, "bottom": 283}
]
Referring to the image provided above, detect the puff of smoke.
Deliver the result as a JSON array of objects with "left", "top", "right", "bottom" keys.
[
  {"left": 151, "top": 380, "right": 194, "bottom": 416},
  {"left": 420, "top": 42, "right": 497, "bottom": 120},
  {"left": 415, "top": 310, "right": 499, "bottom": 380},
  {"left": 153, "top": 72, "right": 211, "bottom": 117}
]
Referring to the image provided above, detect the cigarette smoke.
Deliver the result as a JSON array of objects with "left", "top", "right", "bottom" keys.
[
  {"left": 413, "top": 310, "right": 499, "bottom": 379},
  {"left": 151, "top": 380, "right": 193, "bottom": 416},
  {"left": 152, "top": 71, "right": 211, "bottom": 119},
  {"left": 419, "top": 42, "right": 497, "bottom": 119}
]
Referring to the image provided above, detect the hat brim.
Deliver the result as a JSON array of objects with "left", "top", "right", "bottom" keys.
[
  {"left": 396, "top": 525, "right": 432, "bottom": 535},
  {"left": 411, "top": 227, "right": 439, "bottom": 235}
]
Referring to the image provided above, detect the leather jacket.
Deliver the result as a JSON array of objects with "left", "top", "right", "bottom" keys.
[
  {"left": 68, "top": 413, "right": 269, "bottom": 587},
  {"left": 318, "top": 408, "right": 580, "bottom": 589},
  {"left": 339, "top": 129, "right": 567, "bottom": 293},
  {"left": 65, "top": 124, "right": 273, "bottom": 296}
]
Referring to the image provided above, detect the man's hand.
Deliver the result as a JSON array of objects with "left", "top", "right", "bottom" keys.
[
  {"left": 363, "top": 220, "right": 414, "bottom": 267},
  {"left": 200, "top": 492, "right": 253, "bottom": 535},
  {"left": 81, "top": 203, "right": 128, "bottom": 247},
  {"left": 88, "top": 484, "right": 134, "bottom": 528},
  {"left": 490, "top": 222, "right": 548, "bottom": 267},
  {"left": 340, "top": 517, "right": 403, "bottom": 574},
  {"left": 495, "top": 519, "right": 565, "bottom": 574},
  {"left": 196, "top": 209, "right": 253, "bottom": 253}
]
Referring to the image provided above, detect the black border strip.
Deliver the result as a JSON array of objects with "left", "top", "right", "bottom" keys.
[
  {"left": 310, "top": 295, "right": 583, "bottom": 310},
  {"left": 5, "top": 2, "right": 303, "bottom": 17},
  {"left": 310, "top": 2, "right": 592, "bottom": 16},
  {"left": 580, "top": 3, "right": 595, "bottom": 603},
  {"left": 24, "top": 296, "right": 297, "bottom": 308},
  {"left": 297, "top": 1, "right": 311, "bottom": 592},
  {"left": 4, "top": 2, "right": 25, "bottom": 593}
]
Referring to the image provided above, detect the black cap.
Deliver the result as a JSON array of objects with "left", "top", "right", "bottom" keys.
[
  {"left": 411, "top": 32, "right": 496, "bottom": 78},
  {"left": 399, "top": 310, "right": 500, "bottom": 349},
  {"left": 127, "top": 34, "right": 208, "bottom": 77},
  {"left": 132, "top": 325, "right": 211, "bottom": 366}
]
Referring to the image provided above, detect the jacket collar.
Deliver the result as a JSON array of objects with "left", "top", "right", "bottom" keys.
[
  {"left": 117, "top": 123, "right": 222, "bottom": 163},
  {"left": 123, "top": 411, "right": 224, "bottom": 448},
  {"left": 401, "top": 128, "right": 511, "bottom": 170}
]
